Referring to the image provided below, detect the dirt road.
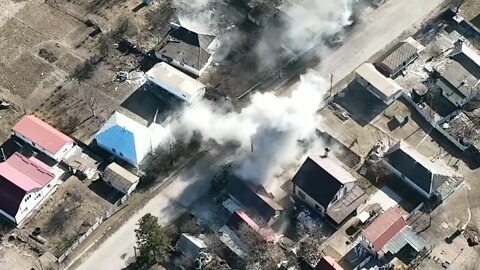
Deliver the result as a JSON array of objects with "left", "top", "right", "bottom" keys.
[
  {"left": 71, "top": 147, "right": 236, "bottom": 270},
  {"left": 72, "top": 0, "right": 447, "bottom": 269}
]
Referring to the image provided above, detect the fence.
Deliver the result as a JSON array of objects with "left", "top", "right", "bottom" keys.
[{"left": 57, "top": 194, "right": 129, "bottom": 263}]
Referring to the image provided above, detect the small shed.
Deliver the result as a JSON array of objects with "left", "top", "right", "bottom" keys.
[
  {"left": 175, "top": 233, "right": 207, "bottom": 258},
  {"left": 377, "top": 37, "right": 422, "bottom": 77},
  {"left": 102, "top": 162, "right": 139, "bottom": 195}
]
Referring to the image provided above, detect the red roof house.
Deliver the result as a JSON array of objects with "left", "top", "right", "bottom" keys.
[
  {"left": 0, "top": 153, "right": 55, "bottom": 224},
  {"left": 315, "top": 256, "right": 345, "bottom": 270},
  {"left": 361, "top": 208, "right": 406, "bottom": 253},
  {"left": 12, "top": 115, "right": 73, "bottom": 160}
]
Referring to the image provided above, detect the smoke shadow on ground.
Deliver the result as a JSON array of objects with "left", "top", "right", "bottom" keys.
[{"left": 334, "top": 81, "right": 387, "bottom": 127}]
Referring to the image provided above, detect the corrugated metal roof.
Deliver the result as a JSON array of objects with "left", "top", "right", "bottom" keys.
[
  {"left": 95, "top": 112, "right": 169, "bottom": 166},
  {"left": 12, "top": 115, "right": 73, "bottom": 155},
  {"left": 175, "top": 233, "right": 207, "bottom": 258},
  {"left": 326, "top": 185, "right": 368, "bottom": 224},
  {"left": 380, "top": 42, "right": 417, "bottom": 74},
  {"left": 102, "top": 162, "right": 139, "bottom": 191},
  {"left": 0, "top": 153, "right": 55, "bottom": 219},
  {"left": 355, "top": 63, "right": 403, "bottom": 98},
  {"left": 146, "top": 62, "right": 206, "bottom": 103},
  {"left": 381, "top": 226, "right": 425, "bottom": 255},
  {"left": 361, "top": 208, "right": 406, "bottom": 252}
]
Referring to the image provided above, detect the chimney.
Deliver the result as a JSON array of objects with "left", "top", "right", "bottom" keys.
[{"left": 322, "top": 147, "right": 331, "bottom": 158}]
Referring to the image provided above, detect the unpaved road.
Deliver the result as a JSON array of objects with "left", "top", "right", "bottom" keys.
[
  {"left": 72, "top": 147, "right": 235, "bottom": 270},
  {"left": 73, "top": 0, "right": 446, "bottom": 269}
]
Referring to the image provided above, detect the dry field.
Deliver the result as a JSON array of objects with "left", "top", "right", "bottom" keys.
[{"left": 19, "top": 176, "right": 111, "bottom": 257}]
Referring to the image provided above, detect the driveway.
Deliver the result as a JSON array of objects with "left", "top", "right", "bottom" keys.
[{"left": 73, "top": 146, "right": 236, "bottom": 270}]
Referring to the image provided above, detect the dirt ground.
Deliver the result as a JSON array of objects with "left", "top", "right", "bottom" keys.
[
  {"left": 17, "top": 176, "right": 111, "bottom": 258},
  {"left": 460, "top": 0, "right": 480, "bottom": 21},
  {"left": 0, "top": 0, "right": 175, "bottom": 143}
]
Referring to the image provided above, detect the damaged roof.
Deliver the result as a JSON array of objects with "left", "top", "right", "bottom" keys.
[
  {"left": 435, "top": 60, "right": 479, "bottom": 107},
  {"left": 159, "top": 23, "right": 215, "bottom": 70},
  {"left": 226, "top": 175, "right": 283, "bottom": 222}
]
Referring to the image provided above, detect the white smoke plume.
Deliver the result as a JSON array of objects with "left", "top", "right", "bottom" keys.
[
  {"left": 170, "top": 71, "right": 328, "bottom": 188},
  {"left": 166, "top": 0, "right": 355, "bottom": 190}
]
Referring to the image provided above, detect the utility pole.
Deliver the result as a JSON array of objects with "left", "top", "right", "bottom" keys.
[{"left": 329, "top": 73, "right": 334, "bottom": 98}]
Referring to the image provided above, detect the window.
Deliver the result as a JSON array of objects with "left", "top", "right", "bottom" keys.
[
  {"left": 112, "top": 148, "right": 117, "bottom": 153},
  {"left": 315, "top": 204, "right": 320, "bottom": 209},
  {"left": 298, "top": 190, "right": 306, "bottom": 199},
  {"left": 119, "top": 152, "right": 124, "bottom": 157}
]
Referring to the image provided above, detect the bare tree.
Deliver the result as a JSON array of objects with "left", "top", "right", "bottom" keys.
[
  {"left": 47, "top": 190, "right": 84, "bottom": 232},
  {"left": 295, "top": 209, "right": 327, "bottom": 266},
  {"left": 235, "top": 223, "right": 276, "bottom": 269},
  {"left": 70, "top": 56, "right": 103, "bottom": 82}
]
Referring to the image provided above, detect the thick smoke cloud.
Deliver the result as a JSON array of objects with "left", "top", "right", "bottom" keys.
[
  {"left": 170, "top": 71, "right": 328, "bottom": 188},
  {"left": 167, "top": 0, "right": 355, "bottom": 190}
]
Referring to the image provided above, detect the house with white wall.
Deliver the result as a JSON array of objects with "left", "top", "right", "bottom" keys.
[
  {"left": 355, "top": 63, "right": 403, "bottom": 105},
  {"left": 102, "top": 162, "right": 139, "bottom": 195},
  {"left": 95, "top": 111, "right": 171, "bottom": 167},
  {"left": 0, "top": 153, "right": 58, "bottom": 225},
  {"left": 292, "top": 155, "right": 367, "bottom": 226},
  {"left": 12, "top": 115, "right": 74, "bottom": 162},
  {"left": 383, "top": 141, "right": 458, "bottom": 201},
  {"left": 360, "top": 208, "right": 425, "bottom": 259},
  {"left": 155, "top": 22, "right": 217, "bottom": 77},
  {"left": 146, "top": 62, "right": 206, "bottom": 104}
]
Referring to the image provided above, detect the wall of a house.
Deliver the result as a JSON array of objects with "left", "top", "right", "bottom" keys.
[
  {"left": 355, "top": 74, "right": 401, "bottom": 105},
  {"left": 391, "top": 53, "right": 418, "bottom": 77},
  {"left": 54, "top": 142, "right": 75, "bottom": 161},
  {"left": 293, "top": 184, "right": 326, "bottom": 215},
  {"left": 96, "top": 140, "right": 140, "bottom": 167},
  {"left": 13, "top": 132, "right": 73, "bottom": 161},
  {"left": 326, "top": 182, "right": 355, "bottom": 209},
  {"left": 14, "top": 178, "right": 57, "bottom": 224},
  {"left": 106, "top": 178, "right": 138, "bottom": 195},
  {"left": 383, "top": 161, "right": 431, "bottom": 199}
]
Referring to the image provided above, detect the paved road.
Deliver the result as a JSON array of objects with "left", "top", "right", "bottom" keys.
[
  {"left": 73, "top": 147, "right": 235, "bottom": 270},
  {"left": 74, "top": 1, "right": 446, "bottom": 269},
  {"left": 316, "top": 0, "right": 445, "bottom": 87}
]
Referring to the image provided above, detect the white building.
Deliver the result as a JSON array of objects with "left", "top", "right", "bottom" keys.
[
  {"left": 155, "top": 22, "right": 217, "bottom": 77},
  {"left": 12, "top": 115, "right": 74, "bottom": 161},
  {"left": 102, "top": 162, "right": 139, "bottom": 195},
  {"left": 0, "top": 153, "right": 60, "bottom": 225},
  {"left": 355, "top": 63, "right": 404, "bottom": 105},
  {"left": 95, "top": 111, "right": 171, "bottom": 167},
  {"left": 292, "top": 156, "right": 357, "bottom": 214},
  {"left": 146, "top": 62, "right": 206, "bottom": 104}
]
